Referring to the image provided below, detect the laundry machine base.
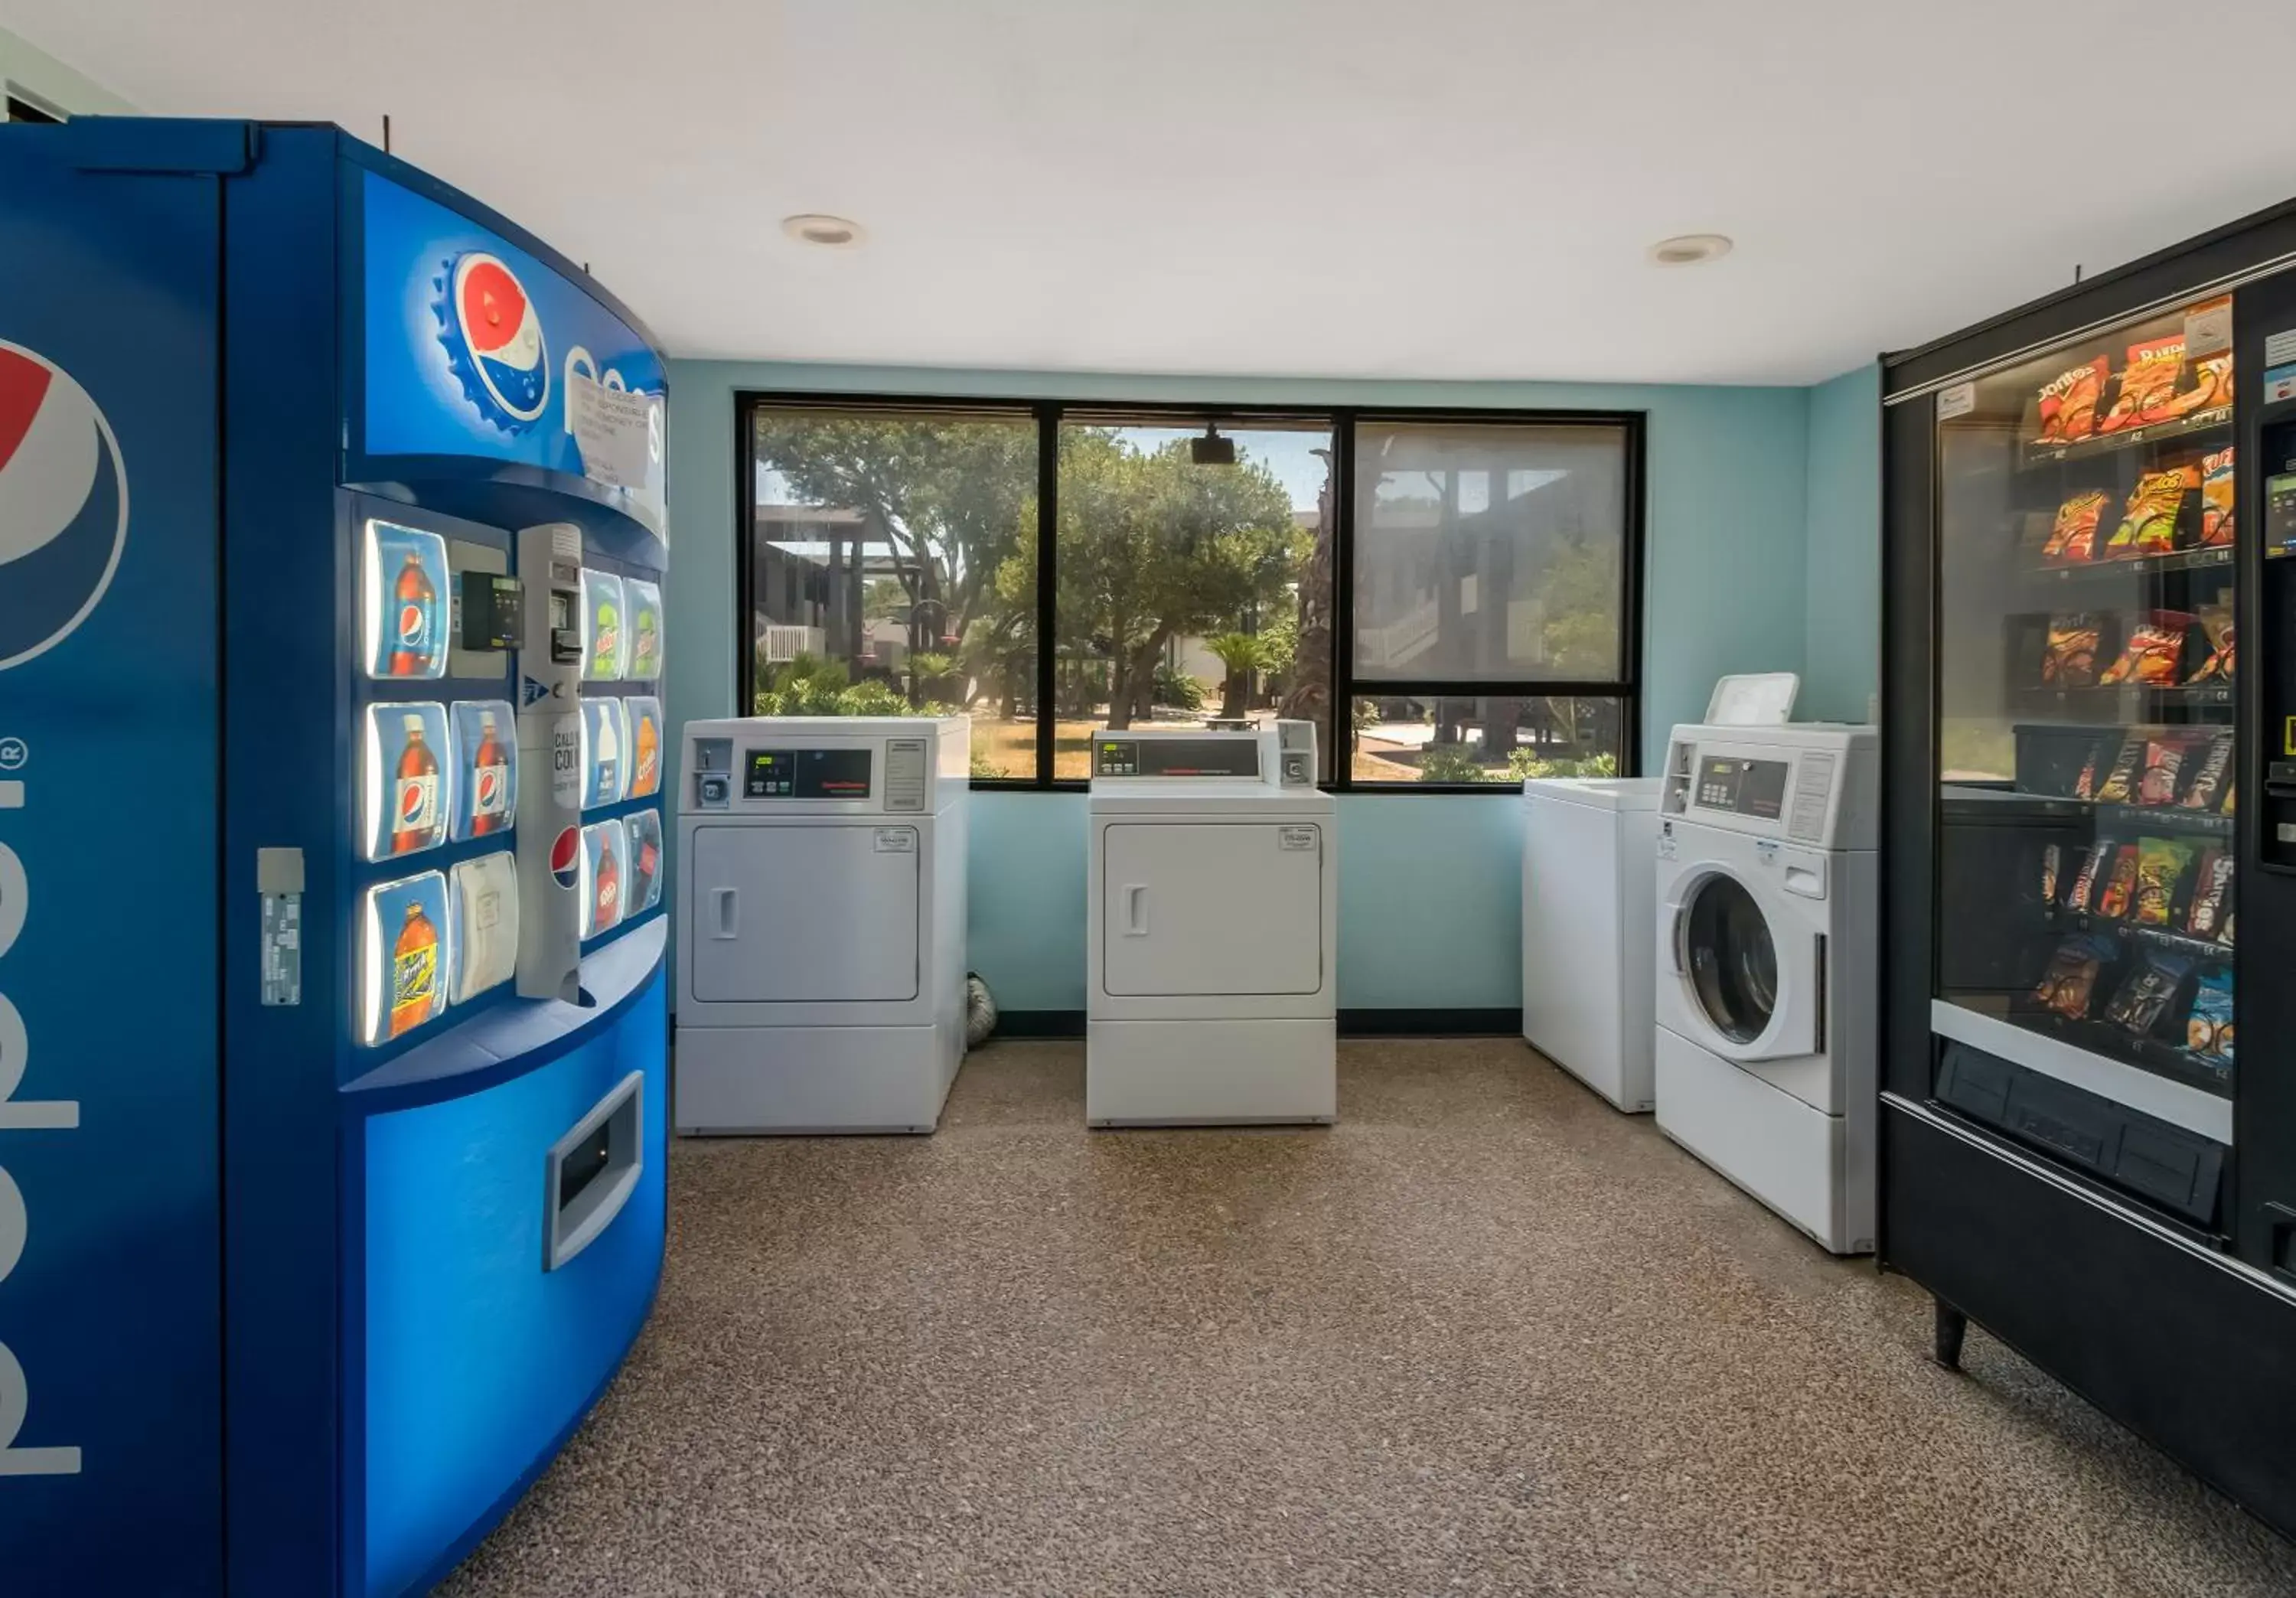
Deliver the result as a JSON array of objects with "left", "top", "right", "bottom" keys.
[
  {"left": 1654, "top": 1027, "right": 1874, "bottom": 1254},
  {"left": 1086, "top": 1017, "right": 1336, "bottom": 1127},
  {"left": 674, "top": 1022, "right": 960, "bottom": 1135}
]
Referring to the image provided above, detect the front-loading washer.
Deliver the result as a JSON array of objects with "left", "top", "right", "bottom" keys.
[{"left": 1652, "top": 722, "right": 1879, "bottom": 1253}]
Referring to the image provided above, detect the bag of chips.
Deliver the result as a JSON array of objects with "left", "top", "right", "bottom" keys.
[
  {"left": 2186, "top": 606, "right": 2223, "bottom": 680},
  {"left": 2099, "top": 611, "right": 2193, "bottom": 686},
  {"left": 2094, "top": 739, "right": 2145, "bottom": 804},
  {"left": 2042, "top": 490, "right": 2112, "bottom": 564},
  {"left": 2103, "top": 950, "right": 2192, "bottom": 1035},
  {"left": 2200, "top": 448, "right": 2236, "bottom": 546},
  {"left": 2033, "top": 935, "right": 2113, "bottom": 1019},
  {"left": 2137, "top": 736, "right": 2190, "bottom": 806},
  {"left": 2042, "top": 613, "right": 2101, "bottom": 686},
  {"left": 2066, "top": 837, "right": 2119, "bottom": 912},
  {"left": 2105, "top": 465, "right": 2200, "bottom": 556},
  {"left": 2180, "top": 733, "right": 2234, "bottom": 810},
  {"left": 2040, "top": 843, "right": 2062, "bottom": 906},
  {"left": 2147, "top": 354, "right": 2233, "bottom": 426},
  {"left": 2185, "top": 847, "right": 2235, "bottom": 938},
  {"left": 2099, "top": 336, "right": 2187, "bottom": 435},
  {"left": 2073, "top": 733, "right": 2122, "bottom": 801},
  {"left": 2096, "top": 843, "right": 2141, "bottom": 919},
  {"left": 2035, "top": 357, "right": 2109, "bottom": 445},
  {"left": 2133, "top": 837, "right": 2194, "bottom": 926},
  {"left": 2187, "top": 968, "right": 2233, "bottom": 1065}
]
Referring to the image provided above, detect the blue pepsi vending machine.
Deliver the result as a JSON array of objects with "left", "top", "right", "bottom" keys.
[{"left": 0, "top": 120, "right": 670, "bottom": 1596}]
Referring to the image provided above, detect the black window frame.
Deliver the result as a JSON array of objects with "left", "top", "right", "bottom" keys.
[
  {"left": 734, "top": 391, "right": 1646, "bottom": 792},
  {"left": 1339, "top": 409, "right": 1648, "bottom": 791}
]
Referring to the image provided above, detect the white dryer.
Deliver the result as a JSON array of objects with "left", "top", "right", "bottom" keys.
[
  {"left": 1087, "top": 721, "right": 1334, "bottom": 1127},
  {"left": 1653, "top": 722, "right": 1879, "bottom": 1254},
  {"left": 676, "top": 715, "right": 969, "bottom": 1134}
]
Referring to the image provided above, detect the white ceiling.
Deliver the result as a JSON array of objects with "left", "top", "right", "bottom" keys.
[{"left": 11, "top": 1, "right": 2296, "bottom": 385}]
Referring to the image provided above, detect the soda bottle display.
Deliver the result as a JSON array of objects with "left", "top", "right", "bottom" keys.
[
  {"left": 469, "top": 710, "right": 510, "bottom": 835},
  {"left": 388, "top": 551, "right": 438, "bottom": 676},
  {"left": 586, "top": 698, "right": 623, "bottom": 807},
  {"left": 631, "top": 703, "right": 660, "bottom": 797},
  {"left": 592, "top": 829, "right": 621, "bottom": 930},
  {"left": 590, "top": 589, "right": 621, "bottom": 680},
  {"left": 391, "top": 715, "right": 440, "bottom": 853},
  {"left": 389, "top": 900, "right": 441, "bottom": 1038}
]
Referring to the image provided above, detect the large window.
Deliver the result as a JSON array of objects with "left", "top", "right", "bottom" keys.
[
  {"left": 1051, "top": 413, "right": 1332, "bottom": 779},
  {"left": 738, "top": 398, "right": 1639, "bottom": 789},
  {"left": 1347, "top": 419, "right": 1639, "bottom": 784},
  {"left": 745, "top": 403, "right": 1039, "bottom": 777}
]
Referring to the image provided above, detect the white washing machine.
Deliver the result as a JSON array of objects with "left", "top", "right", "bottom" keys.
[
  {"left": 676, "top": 714, "right": 970, "bottom": 1133},
  {"left": 1521, "top": 777, "right": 1664, "bottom": 1111},
  {"left": 1653, "top": 722, "right": 1879, "bottom": 1253},
  {"left": 1087, "top": 721, "right": 1334, "bottom": 1127}
]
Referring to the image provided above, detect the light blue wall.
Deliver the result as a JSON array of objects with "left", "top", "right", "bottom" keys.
[
  {"left": 666, "top": 360, "right": 1848, "bottom": 1013},
  {"left": 1802, "top": 363, "right": 1883, "bottom": 724}
]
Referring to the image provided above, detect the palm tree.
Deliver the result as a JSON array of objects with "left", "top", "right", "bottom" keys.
[{"left": 1204, "top": 632, "right": 1266, "bottom": 720}]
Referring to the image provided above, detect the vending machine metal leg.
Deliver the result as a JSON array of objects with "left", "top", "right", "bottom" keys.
[{"left": 1932, "top": 1296, "right": 1968, "bottom": 1370}]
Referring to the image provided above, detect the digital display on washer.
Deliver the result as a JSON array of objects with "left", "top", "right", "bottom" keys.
[
  {"left": 1094, "top": 737, "right": 1260, "bottom": 778},
  {"left": 744, "top": 748, "right": 872, "bottom": 798},
  {"left": 1694, "top": 755, "right": 1788, "bottom": 819}
]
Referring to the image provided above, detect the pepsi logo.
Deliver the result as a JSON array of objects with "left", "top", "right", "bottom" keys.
[
  {"left": 475, "top": 766, "right": 503, "bottom": 809},
  {"left": 396, "top": 602, "right": 427, "bottom": 646},
  {"left": 439, "top": 252, "right": 548, "bottom": 432},
  {"left": 0, "top": 342, "right": 128, "bottom": 671},
  {"left": 396, "top": 778, "right": 432, "bottom": 827},
  {"left": 550, "top": 826, "right": 581, "bottom": 891}
]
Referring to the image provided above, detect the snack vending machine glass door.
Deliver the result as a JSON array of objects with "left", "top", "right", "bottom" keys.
[{"left": 1928, "top": 294, "right": 2238, "bottom": 1228}]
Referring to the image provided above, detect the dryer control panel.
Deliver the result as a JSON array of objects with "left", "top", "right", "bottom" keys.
[{"left": 681, "top": 716, "right": 969, "bottom": 815}]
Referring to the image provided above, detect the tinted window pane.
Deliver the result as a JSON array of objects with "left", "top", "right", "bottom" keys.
[
  {"left": 1052, "top": 418, "right": 1336, "bottom": 781},
  {"left": 1349, "top": 693, "right": 1625, "bottom": 784},
  {"left": 1352, "top": 422, "right": 1628, "bottom": 684},
  {"left": 748, "top": 406, "right": 1038, "bottom": 778}
]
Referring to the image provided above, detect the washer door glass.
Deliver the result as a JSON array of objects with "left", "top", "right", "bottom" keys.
[{"left": 1681, "top": 872, "right": 1776, "bottom": 1045}]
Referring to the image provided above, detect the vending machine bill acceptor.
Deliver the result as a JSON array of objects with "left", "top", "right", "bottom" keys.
[{"left": 0, "top": 119, "right": 670, "bottom": 1597}]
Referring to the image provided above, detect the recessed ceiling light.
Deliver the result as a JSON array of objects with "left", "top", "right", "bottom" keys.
[
  {"left": 782, "top": 214, "right": 865, "bottom": 249},
  {"left": 1649, "top": 233, "right": 1733, "bottom": 266}
]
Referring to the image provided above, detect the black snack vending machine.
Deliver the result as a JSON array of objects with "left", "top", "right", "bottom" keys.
[{"left": 1882, "top": 198, "right": 2296, "bottom": 1538}]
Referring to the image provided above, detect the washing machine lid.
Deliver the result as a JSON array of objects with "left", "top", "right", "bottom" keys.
[
  {"left": 1090, "top": 782, "right": 1335, "bottom": 816},
  {"left": 1662, "top": 855, "right": 1821, "bottom": 1064},
  {"left": 1521, "top": 777, "right": 1662, "bottom": 812}
]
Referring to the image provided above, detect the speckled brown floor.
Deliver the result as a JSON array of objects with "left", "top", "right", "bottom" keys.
[{"left": 436, "top": 1039, "right": 2296, "bottom": 1597}]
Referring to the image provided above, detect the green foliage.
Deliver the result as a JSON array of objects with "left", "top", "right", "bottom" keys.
[
  {"left": 1507, "top": 748, "right": 1619, "bottom": 781},
  {"left": 1153, "top": 663, "right": 1206, "bottom": 710},
  {"left": 1203, "top": 631, "right": 1268, "bottom": 673},
  {"left": 908, "top": 651, "right": 958, "bottom": 682},
  {"left": 1417, "top": 742, "right": 1488, "bottom": 783},
  {"left": 1256, "top": 605, "right": 1299, "bottom": 676},
  {"left": 970, "top": 752, "right": 1008, "bottom": 779},
  {"left": 753, "top": 653, "right": 918, "bottom": 719}
]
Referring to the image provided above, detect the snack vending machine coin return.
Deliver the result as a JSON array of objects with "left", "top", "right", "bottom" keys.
[{"left": 0, "top": 121, "right": 669, "bottom": 1598}]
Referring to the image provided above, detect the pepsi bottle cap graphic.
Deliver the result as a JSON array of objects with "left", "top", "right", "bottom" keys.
[
  {"left": 433, "top": 251, "right": 549, "bottom": 432},
  {"left": 0, "top": 341, "right": 129, "bottom": 670}
]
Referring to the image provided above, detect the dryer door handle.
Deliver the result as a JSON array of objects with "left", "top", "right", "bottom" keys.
[
  {"left": 1124, "top": 884, "right": 1149, "bottom": 936},
  {"left": 711, "top": 886, "right": 740, "bottom": 940}
]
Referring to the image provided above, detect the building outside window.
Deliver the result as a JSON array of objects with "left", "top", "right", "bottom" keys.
[
  {"left": 739, "top": 397, "right": 1639, "bottom": 788},
  {"left": 1346, "top": 418, "right": 1639, "bottom": 784}
]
